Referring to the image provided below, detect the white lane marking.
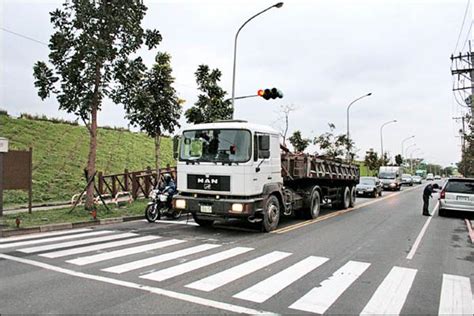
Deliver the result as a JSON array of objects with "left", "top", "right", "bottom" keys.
[
  {"left": 233, "top": 256, "right": 329, "bottom": 303},
  {"left": 360, "top": 266, "right": 417, "bottom": 315},
  {"left": 0, "top": 228, "right": 91, "bottom": 243},
  {"left": 406, "top": 203, "right": 436, "bottom": 260},
  {"left": 40, "top": 235, "right": 161, "bottom": 258},
  {"left": 140, "top": 247, "right": 253, "bottom": 282},
  {"left": 102, "top": 244, "right": 221, "bottom": 274},
  {"left": 0, "top": 230, "right": 113, "bottom": 249},
  {"left": 66, "top": 239, "right": 185, "bottom": 266},
  {"left": 186, "top": 251, "right": 292, "bottom": 292},
  {"left": 439, "top": 274, "right": 473, "bottom": 315},
  {"left": 18, "top": 232, "right": 139, "bottom": 253},
  {"left": 143, "top": 219, "right": 199, "bottom": 226},
  {"left": 0, "top": 254, "right": 272, "bottom": 315},
  {"left": 289, "top": 260, "right": 371, "bottom": 314}
]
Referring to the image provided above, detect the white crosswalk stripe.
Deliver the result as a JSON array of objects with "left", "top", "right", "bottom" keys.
[
  {"left": 40, "top": 235, "right": 161, "bottom": 258},
  {"left": 289, "top": 260, "right": 371, "bottom": 314},
  {"left": 186, "top": 251, "right": 292, "bottom": 292},
  {"left": 18, "top": 232, "right": 139, "bottom": 253},
  {"left": 140, "top": 247, "right": 253, "bottom": 282},
  {"left": 0, "top": 228, "right": 91, "bottom": 243},
  {"left": 439, "top": 274, "right": 473, "bottom": 315},
  {"left": 102, "top": 243, "right": 221, "bottom": 274},
  {"left": 0, "top": 230, "right": 113, "bottom": 249},
  {"left": 360, "top": 266, "right": 417, "bottom": 315},
  {"left": 233, "top": 256, "right": 329, "bottom": 303},
  {"left": 66, "top": 239, "right": 186, "bottom": 266}
]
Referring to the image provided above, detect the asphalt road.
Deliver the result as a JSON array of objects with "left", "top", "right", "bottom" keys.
[{"left": 1, "top": 182, "right": 472, "bottom": 314}]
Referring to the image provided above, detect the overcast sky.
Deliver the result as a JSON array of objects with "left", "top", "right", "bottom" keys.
[{"left": 1, "top": 0, "right": 472, "bottom": 167}]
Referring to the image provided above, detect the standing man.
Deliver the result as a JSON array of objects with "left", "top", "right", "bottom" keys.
[{"left": 422, "top": 183, "right": 440, "bottom": 216}]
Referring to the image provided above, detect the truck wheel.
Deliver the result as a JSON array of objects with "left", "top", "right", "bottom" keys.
[
  {"left": 192, "top": 213, "right": 214, "bottom": 227},
  {"left": 350, "top": 187, "right": 356, "bottom": 206},
  {"left": 341, "top": 186, "right": 351, "bottom": 209},
  {"left": 262, "top": 195, "right": 280, "bottom": 232},
  {"left": 306, "top": 190, "right": 321, "bottom": 219}
]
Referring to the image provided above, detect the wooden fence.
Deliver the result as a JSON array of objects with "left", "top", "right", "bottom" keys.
[{"left": 97, "top": 165, "right": 176, "bottom": 200}]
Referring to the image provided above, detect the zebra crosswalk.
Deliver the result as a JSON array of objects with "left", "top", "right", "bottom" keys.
[{"left": 1, "top": 228, "right": 472, "bottom": 315}]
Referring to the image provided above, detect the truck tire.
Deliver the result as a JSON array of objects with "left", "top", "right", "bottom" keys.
[
  {"left": 306, "top": 190, "right": 321, "bottom": 219},
  {"left": 341, "top": 186, "right": 351, "bottom": 209},
  {"left": 262, "top": 195, "right": 280, "bottom": 232},
  {"left": 192, "top": 213, "right": 214, "bottom": 227},
  {"left": 349, "top": 186, "right": 356, "bottom": 207}
]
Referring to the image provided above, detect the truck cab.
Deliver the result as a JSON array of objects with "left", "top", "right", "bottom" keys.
[{"left": 172, "top": 120, "right": 282, "bottom": 229}]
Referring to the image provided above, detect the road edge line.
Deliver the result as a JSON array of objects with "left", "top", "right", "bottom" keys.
[{"left": 0, "top": 253, "right": 274, "bottom": 315}]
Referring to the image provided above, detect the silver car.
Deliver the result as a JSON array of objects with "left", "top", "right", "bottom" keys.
[
  {"left": 356, "top": 177, "right": 383, "bottom": 198},
  {"left": 438, "top": 178, "right": 474, "bottom": 216}
]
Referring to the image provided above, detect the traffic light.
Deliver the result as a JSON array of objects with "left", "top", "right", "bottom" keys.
[{"left": 257, "top": 87, "right": 283, "bottom": 100}]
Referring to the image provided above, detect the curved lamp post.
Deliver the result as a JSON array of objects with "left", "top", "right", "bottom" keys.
[
  {"left": 231, "top": 2, "right": 284, "bottom": 117},
  {"left": 401, "top": 135, "right": 415, "bottom": 159},
  {"left": 346, "top": 92, "right": 372, "bottom": 157},
  {"left": 380, "top": 119, "right": 397, "bottom": 160}
]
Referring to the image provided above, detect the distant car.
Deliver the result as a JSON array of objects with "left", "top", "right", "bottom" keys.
[
  {"left": 412, "top": 175, "right": 422, "bottom": 184},
  {"left": 356, "top": 177, "right": 383, "bottom": 198},
  {"left": 401, "top": 174, "right": 413, "bottom": 186},
  {"left": 434, "top": 175, "right": 441, "bottom": 180},
  {"left": 426, "top": 173, "right": 434, "bottom": 181},
  {"left": 438, "top": 178, "right": 474, "bottom": 216}
]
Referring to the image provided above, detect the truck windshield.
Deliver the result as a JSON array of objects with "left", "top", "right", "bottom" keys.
[
  {"left": 379, "top": 172, "right": 395, "bottom": 179},
  {"left": 179, "top": 129, "right": 251, "bottom": 163}
]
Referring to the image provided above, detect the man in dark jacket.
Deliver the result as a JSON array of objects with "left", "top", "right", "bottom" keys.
[{"left": 422, "top": 183, "right": 440, "bottom": 216}]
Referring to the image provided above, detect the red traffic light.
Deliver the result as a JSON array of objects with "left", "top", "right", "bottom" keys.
[{"left": 257, "top": 89, "right": 264, "bottom": 97}]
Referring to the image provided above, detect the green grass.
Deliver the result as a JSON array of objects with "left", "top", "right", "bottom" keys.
[
  {"left": 0, "top": 115, "right": 174, "bottom": 206},
  {"left": 0, "top": 200, "right": 149, "bottom": 229}
]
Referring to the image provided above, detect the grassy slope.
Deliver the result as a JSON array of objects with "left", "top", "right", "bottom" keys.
[{"left": 0, "top": 115, "right": 173, "bottom": 205}]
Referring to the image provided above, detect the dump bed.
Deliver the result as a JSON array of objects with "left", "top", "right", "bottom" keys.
[{"left": 281, "top": 152, "right": 359, "bottom": 181}]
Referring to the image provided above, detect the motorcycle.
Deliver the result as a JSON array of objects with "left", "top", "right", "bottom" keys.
[{"left": 144, "top": 186, "right": 182, "bottom": 222}]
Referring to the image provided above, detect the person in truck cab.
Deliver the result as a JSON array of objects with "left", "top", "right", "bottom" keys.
[{"left": 422, "top": 183, "right": 440, "bottom": 216}]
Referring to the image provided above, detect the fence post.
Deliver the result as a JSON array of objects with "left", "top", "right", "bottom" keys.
[
  {"left": 98, "top": 172, "right": 104, "bottom": 195},
  {"left": 112, "top": 176, "right": 117, "bottom": 196},
  {"left": 132, "top": 172, "right": 138, "bottom": 200},
  {"left": 124, "top": 169, "right": 129, "bottom": 192}
]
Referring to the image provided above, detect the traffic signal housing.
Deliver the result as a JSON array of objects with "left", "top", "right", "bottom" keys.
[{"left": 257, "top": 88, "right": 283, "bottom": 100}]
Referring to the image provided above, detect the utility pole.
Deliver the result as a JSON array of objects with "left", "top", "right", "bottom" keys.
[{"left": 451, "top": 51, "right": 474, "bottom": 118}]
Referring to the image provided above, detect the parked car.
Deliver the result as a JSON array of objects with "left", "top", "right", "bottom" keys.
[
  {"left": 412, "top": 175, "right": 423, "bottom": 184},
  {"left": 426, "top": 173, "right": 434, "bottom": 181},
  {"left": 401, "top": 174, "right": 413, "bottom": 186},
  {"left": 356, "top": 177, "right": 383, "bottom": 198},
  {"left": 438, "top": 178, "right": 474, "bottom": 216},
  {"left": 434, "top": 175, "right": 441, "bottom": 180}
]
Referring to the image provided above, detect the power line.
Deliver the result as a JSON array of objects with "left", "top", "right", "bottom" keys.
[
  {"left": 1, "top": 27, "right": 48, "bottom": 46},
  {"left": 454, "top": 0, "right": 471, "bottom": 54},
  {"left": 461, "top": 20, "right": 473, "bottom": 52}
]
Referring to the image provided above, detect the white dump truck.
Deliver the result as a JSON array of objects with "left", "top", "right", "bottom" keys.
[{"left": 172, "top": 120, "right": 360, "bottom": 232}]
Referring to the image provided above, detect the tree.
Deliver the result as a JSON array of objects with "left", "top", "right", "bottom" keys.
[
  {"left": 125, "top": 52, "right": 182, "bottom": 174},
  {"left": 313, "top": 123, "right": 353, "bottom": 160},
  {"left": 364, "top": 148, "right": 380, "bottom": 173},
  {"left": 394, "top": 154, "right": 403, "bottom": 166},
  {"left": 458, "top": 113, "right": 474, "bottom": 177},
  {"left": 274, "top": 104, "right": 297, "bottom": 146},
  {"left": 289, "top": 130, "right": 310, "bottom": 153},
  {"left": 33, "top": 0, "right": 161, "bottom": 210},
  {"left": 185, "top": 65, "right": 232, "bottom": 124}
]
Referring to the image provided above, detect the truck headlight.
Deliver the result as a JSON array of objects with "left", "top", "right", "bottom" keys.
[
  {"left": 175, "top": 199, "right": 186, "bottom": 209},
  {"left": 231, "top": 203, "right": 244, "bottom": 213},
  {"left": 389, "top": 183, "right": 396, "bottom": 187}
]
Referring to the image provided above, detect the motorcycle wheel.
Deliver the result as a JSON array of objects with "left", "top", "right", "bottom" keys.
[
  {"left": 168, "top": 209, "right": 182, "bottom": 220},
  {"left": 145, "top": 204, "right": 160, "bottom": 223}
]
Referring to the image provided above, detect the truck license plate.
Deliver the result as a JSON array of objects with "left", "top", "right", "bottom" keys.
[
  {"left": 358, "top": 191, "right": 363, "bottom": 195},
  {"left": 456, "top": 196, "right": 469, "bottom": 201},
  {"left": 200, "top": 205, "right": 213, "bottom": 213}
]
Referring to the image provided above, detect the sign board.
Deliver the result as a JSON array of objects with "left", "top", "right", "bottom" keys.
[
  {"left": 3, "top": 150, "right": 32, "bottom": 190},
  {"left": 0, "top": 138, "right": 8, "bottom": 153}
]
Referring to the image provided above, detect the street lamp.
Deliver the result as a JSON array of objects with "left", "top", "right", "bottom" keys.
[
  {"left": 380, "top": 120, "right": 397, "bottom": 160},
  {"left": 401, "top": 135, "right": 415, "bottom": 159},
  {"left": 231, "top": 2, "right": 284, "bottom": 117},
  {"left": 346, "top": 92, "right": 372, "bottom": 156}
]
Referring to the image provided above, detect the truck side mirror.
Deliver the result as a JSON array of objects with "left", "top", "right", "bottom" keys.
[{"left": 173, "top": 136, "right": 180, "bottom": 160}]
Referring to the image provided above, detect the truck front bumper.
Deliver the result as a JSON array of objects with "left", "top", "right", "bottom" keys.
[{"left": 172, "top": 194, "right": 263, "bottom": 220}]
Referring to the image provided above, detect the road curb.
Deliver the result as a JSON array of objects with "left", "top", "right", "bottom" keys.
[{"left": 0, "top": 215, "right": 144, "bottom": 238}]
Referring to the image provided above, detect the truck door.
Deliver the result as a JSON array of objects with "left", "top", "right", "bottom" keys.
[{"left": 253, "top": 133, "right": 272, "bottom": 193}]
